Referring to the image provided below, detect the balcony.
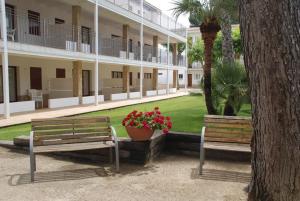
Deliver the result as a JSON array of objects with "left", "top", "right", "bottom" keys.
[
  {"left": 104, "top": 0, "right": 186, "bottom": 37},
  {"left": 1, "top": 7, "right": 186, "bottom": 67}
]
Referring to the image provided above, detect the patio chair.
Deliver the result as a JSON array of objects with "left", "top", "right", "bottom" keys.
[
  {"left": 28, "top": 89, "right": 43, "bottom": 109},
  {"left": 7, "top": 28, "right": 16, "bottom": 41}
]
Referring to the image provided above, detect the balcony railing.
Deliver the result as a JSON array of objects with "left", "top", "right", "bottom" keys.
[
  {"left": 3, "top": 9, "right": 96, "bottom": 54},
  {"left": 1, "top": 8, "right": 186, "bottom": 67},
  {"left": 105, "top": 0, "right": 186, "bottom": 37}
]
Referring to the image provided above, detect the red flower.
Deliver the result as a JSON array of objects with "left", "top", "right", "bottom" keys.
[
  {"left": 166, "top": 116, "right": 171, "bottom": 121},
  {"left": 163, "top": 128, "right": 169, "bottom": 134},
  {"left": 129, "top": 121, "right": 135, "bottom": 126}
]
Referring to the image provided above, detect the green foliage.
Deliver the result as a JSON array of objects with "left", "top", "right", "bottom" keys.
[
  {"left": 188, "top": 38, "right": 205, "bottom": 65},
  {"left": 212, "top": 26, "right": 242, "bottom": 60},
  {"left": 211, "top": 60, "right": 249, "bottom": 115}
]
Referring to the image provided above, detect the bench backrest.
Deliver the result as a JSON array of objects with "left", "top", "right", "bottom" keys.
[
  {"left": 204, "top": 115, "right": 252, "bottom": 144},
  {"left": 31, "top": 116, "right": 111, "bottom": 146}
]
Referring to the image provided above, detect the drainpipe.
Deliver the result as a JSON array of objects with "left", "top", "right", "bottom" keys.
[
  {"left": 0, "top": 0, "right": 10, "bottom": 118},
  {"left": 94, "top": 0, "right": 99, "bottom": 105},
  {"left": 139, "top": 0, "right": 144, "bottom": 99}
]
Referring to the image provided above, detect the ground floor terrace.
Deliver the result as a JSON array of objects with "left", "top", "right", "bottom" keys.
[{"left": 0, "top": 55, "right": 187, "bottom": 118}]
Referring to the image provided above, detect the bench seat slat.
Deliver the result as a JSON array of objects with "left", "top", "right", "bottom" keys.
[
  {"left": 35, "top": 133, "right": 111, "bottom": 141},
  {"left": 205, "top": 136, "right": 251, "bottom": 144},
  {"left": 205, "top": 123, "right": 252, "bottom": 129},
  {"left": 204, "top": 142, "right": 250, "bottom": 152},
  {"left": 36, "top": 136, "right": 112, "bottom": 146},
  {"left": 33, "top": 141, "right": 114, "bottom": 153}
]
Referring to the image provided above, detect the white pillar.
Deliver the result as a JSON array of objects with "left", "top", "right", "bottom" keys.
[
  {"left": 0, "top": 0, "right": 10, "bottom": 118},
  {"left": 94, "top": 1, "right": 99, "bottom": 105},
  {"left": 167, "top": 35, "right": 170, "bottom": 94},
  {"left": 185, "top": 29, "right": 188, "bottom": 93},
  {"left": 139, "top": 0, "right": 144, "bottom": 99}
]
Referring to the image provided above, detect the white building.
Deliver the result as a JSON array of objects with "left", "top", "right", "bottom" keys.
[
  {"left": 186, "top": 26, "right": 203, "bottom": 88},
  {"left": 0, "top": 0, "right": 188, "bottom": 118}
]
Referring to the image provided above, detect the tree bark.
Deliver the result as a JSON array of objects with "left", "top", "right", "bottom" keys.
[
  {"left": 202, "top": 31, "right": 218, "bottom": 114},
  {"left": 220, "top": 10, "right": 234, "bottom": 65},
  {"left": 239, "top": 0, "right": 300, "bottom": 200}
]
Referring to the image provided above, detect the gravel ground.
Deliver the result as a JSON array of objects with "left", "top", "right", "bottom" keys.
[{"left": 0, "top": 147, "right": 250, "bottom": 201}]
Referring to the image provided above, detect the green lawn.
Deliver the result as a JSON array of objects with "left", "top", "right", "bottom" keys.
[{"left": 0, "top": 94, "right": 251, "bottom": 140}]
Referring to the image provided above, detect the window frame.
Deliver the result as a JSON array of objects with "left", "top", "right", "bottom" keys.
[{"left": 28, "top": 10, "right": 41, "bottom": 36}]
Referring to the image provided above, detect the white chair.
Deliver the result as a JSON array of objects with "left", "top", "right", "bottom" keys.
[
  {"left": 7, "top": 28, "right": 16, "bottom": 41},
  {"left": 28, "top": 89, "right": 43, "bottom": 109}
]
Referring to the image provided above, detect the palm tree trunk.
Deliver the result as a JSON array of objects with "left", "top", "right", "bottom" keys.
[
  {"left": 202, "top": 31, "right": 218, "bottom": 115},
  {"left": 220, "top": 10, "right": 234, "bottom": 65}
]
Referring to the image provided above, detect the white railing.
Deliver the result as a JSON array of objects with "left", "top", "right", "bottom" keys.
[{"left": 104, "top": 0, "right": 187, "bottom": 37}]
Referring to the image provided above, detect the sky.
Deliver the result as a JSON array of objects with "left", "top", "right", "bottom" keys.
[{"left": 145, "top": 0, "right": 190, "bottom": 27}]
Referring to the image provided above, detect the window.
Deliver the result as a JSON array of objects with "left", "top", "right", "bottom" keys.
[
  {"left": 28, "top": 10, "right": 40, "bottom": 35},
  {"left": 179, "top": 74, "right": 183, "bottom": 79},
  {"left": 138, "top": 73, "right": 152, "bottom": 79},
  {"left": 55, "top": 18, "right": 65, "bottom": 24},
  {"left": 6, "top": 4, "right": 15, "bottom": 30},
  {"left": 56, "top": 68, "right": 65, "bottom": 78},
  {"left": 81, "top": 26, "right": 90, "bottom": 44},
  {"left": 195, "top": 74, "right": 201, "bottom": 80},
  {"left": 158, "top": 73, "right": 163, "bottom": 76},
  {"left": 144, "top": 73, "right": 152, "bottom": 79},
  {"left": 129, "top": 39, "right": 133, "bottom": 52},
  {"left": 112, "top": 71, "right": 123, "bottom": 79}
]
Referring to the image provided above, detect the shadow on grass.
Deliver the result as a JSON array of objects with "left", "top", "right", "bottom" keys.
[{"left": 191, "top": 168, "right": 251, "bottom": 184}]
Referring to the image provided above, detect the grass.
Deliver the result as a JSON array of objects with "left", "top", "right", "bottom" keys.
[{"left": 0, "top": 94, "right": 251, "bottom": 140}]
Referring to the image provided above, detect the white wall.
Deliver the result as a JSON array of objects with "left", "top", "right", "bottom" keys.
[{"left": 0, "top": 101, "right": 35, "bottom": 114}]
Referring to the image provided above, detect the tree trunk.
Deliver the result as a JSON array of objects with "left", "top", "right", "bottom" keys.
[
  {"left": 220, "top": 10, "right": 234, "bottom": 65},
  {"left": 239, "top": 1, "right": 300, "bottom": 201},
  {"left": 202, "top": 31, "right": 218, "bottom": 114},
  {"left": 223, "top": 100, "right": 235, "bottom": 116}
]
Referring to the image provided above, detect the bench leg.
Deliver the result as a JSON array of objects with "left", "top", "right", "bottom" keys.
[
  {"left": 199, "top": 147, "right": 205, "bottom": 175},
  {"left": 109, "top": 147, "right": 113, "bottom": 164},
  {"left": 30, "top": 152, "right": 36, "bottom": 182},
  {"left": 115, "top": 146, "right": 120, "bottom": 172}
]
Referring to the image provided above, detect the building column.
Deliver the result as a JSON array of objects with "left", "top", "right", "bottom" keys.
[
  {"left": 153, "top": 36, "right": 158, "bottom": 62},
  {"left": 139, "top": 0, "right": 144, "bottom": 98},
  {"left": 72, "top": 5, "right": 81, "bottom": 51},
  {"left": 173, "top": 70, "right": 178, "bottom": 89},
  {"left": 167, "top": 35, "right": 170, "bottom": 94},
  {"left": 123, "top": 66, "right": 130, "bottom": 93},
  {"left": 171, "top": 43, "right": 177, "bottom": 66},
  {"left": 0, "top": 0, "right": 10, "bottom": 118},
  {"left": 123, "top": 25, "right": 129, "bottom": 58},
  {"left": 73, "top": 61, "right": 83, "bottom": 101},
  {"left": 94, "top": 2, "right": 99, "bottom": 105},
  {"left": 152, "top": 68, "right": 158, "bottom": 90}
]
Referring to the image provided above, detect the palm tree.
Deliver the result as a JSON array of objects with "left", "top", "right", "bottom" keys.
[
  {"left": 211, "top": 60, "right": 248, "bottom": 116},
  {"left": 173, "top": 0, "right": 221, "bottom": 114},
  {"left": 172, "top": 0, "right": 237, "bottom": 114}
]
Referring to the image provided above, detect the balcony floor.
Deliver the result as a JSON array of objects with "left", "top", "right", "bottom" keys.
[{"left": 0, "top": 91, "right": 188, "bottom": 127}]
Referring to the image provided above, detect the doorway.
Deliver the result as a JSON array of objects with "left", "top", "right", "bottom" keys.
[
  {"left": 30, "top": 67, "right": 42, "bottom": 90},
  {"left": 188, "top": 74, "right": 192, "bottom": 87},
  {"left": 82, "top": 70, "right": 90, "bottom": 96},
  {"left": 0, "top": 66, "right": 17, "bottom": 102}
]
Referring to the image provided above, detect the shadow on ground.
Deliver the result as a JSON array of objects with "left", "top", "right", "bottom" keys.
[
  {"left": 191, "top": 168, "right": 251, "bottom": 184},
  {"left": 8, "top": 162, "right": 158, "bottom": 186}
]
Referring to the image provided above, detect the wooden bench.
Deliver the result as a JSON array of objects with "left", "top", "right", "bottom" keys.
[
  {"left": 199, "top": 115, "right": 252, "bottom": 175},
  {"left": 29, "top": 116, "right": 119, "bottom": 182}
]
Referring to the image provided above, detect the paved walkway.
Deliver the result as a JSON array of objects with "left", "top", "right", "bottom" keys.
[
  {"left": 0, "top": 146, "right": 250, "bottom": 201},
  {"left": 0, "top": 92, "right": 188, "bottom": 127}
]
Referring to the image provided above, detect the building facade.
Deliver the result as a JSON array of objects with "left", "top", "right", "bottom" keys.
[
  {"left": 0, "top": 0, "right": 188, "bottom": 118},
  {"left": 186, "top": 26, "right": 203, "bottom": 88}
]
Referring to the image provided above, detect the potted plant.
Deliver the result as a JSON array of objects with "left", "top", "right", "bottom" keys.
[{"left": 122, "top": 107, "right": 172, "bottom": 141}]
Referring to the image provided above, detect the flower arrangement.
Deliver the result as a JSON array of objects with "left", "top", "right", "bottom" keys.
[{"left": 122, "top": 107, "right": 172, "bottom": 134}]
